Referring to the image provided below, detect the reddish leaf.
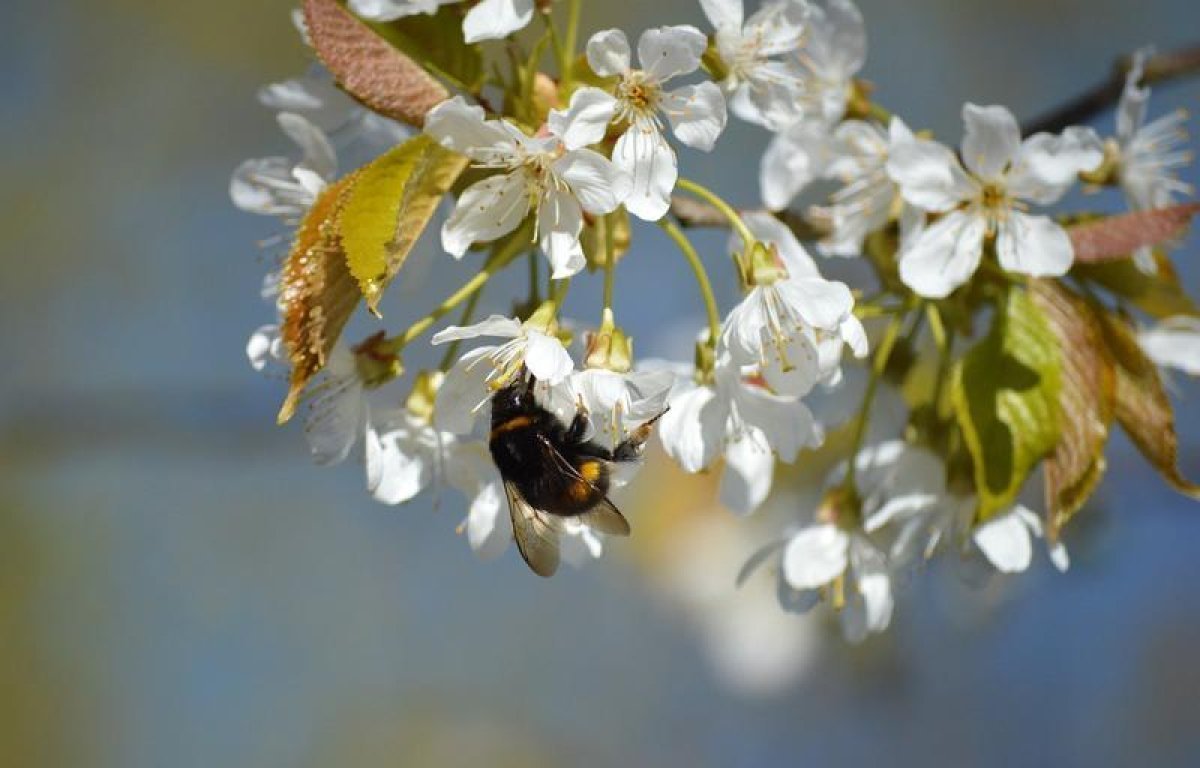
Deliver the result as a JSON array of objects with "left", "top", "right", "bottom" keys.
[
  {"left": 277, "top": 172, "right": 362, "bottom": 424},
  {"left": 1068, "top": 203, "right": 1200, "bottom": 263},
  {"left": 303, "top": 0, "right": 448, "bottom": 128},
  {"left": 1097, "top": 311, "right": 1200, "bottom": 498},
  {"left": 1031, "top": 281, "right": 1116, "bottom": 541}
]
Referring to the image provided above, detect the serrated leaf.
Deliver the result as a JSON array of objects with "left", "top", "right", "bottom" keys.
[
  {"left": 1096, "top": 311, "right": 1200, "bottom": 498},
  {"left": 952, "top": 288, "right": 1062, "bottom": 522},
  {"left": 1073, "top": 251, "right": 1200, "bottom": 319},
  {"left": 1030, "top": 281, "right": 1117, "bottom": 541},
  {"left": 339, "top": 134, "right": 467, "bottom": 313},
  {"left": 304, "top": 0, "right": 448, "bottom": 128},
  {"left": 277, "top": 172, "right": 363, "bottom": 424},
  {"left": 1068, "top": 203, "right": 1200, "bottom": 263},
  {"left": 368, "top": 6, "right": 485, "bottom": 93}
]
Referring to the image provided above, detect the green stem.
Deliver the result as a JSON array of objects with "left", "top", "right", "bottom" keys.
[
  {"left": 676, "top": 177, "right": 756, "bottom": 248},
  {"left": 562, "top": 0, "right": 583, "bottom": 82},
  {"left": 543, "top": 13, "right": 567, "bottom": 79},
  {"left": 660, "top": 219, "right": 722, "bottom": 347},
  {"left": 437, "top": 282, "right": 485, "bottom": 371},
  {"left": 380, "top": 232, "right": 528, "bottom": 354},
  {"left": 602, "top": 214, "right": 616, "bottom": 314},
  {"left": 844, "top": 303, "right": 921, "bottom": 489},
  {"left": 528, "top": 250, "right": 541, "bottom": 305}
]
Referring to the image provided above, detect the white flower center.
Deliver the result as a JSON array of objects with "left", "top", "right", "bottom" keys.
[{"left": 616, "top": 70, "right": 664, "bottom": 128}]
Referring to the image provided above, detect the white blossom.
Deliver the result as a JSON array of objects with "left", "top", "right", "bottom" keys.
[
  {"left": 971, "top": 503, "right": 1069, "bottom": 574},
  {"left": 230, "top": 112, "right": 336, "bottom": 220},
  {"left": 700, "top": 0, "right": 810, "bottom": 130},
  {"left": 720, "top": 212, "right": 868, "bottom": 396},
  {"left": 788, "top": 0, "right": 865, "bottom": 124},
  {"left": 257, "top": 70, "right": 410, "bottom": 148},
  {"left": 809, "top": 117, "right": 918, "bottom": 256},
  {"left": 424, "top": 95, "right": 626, "bottom": 279},
  {"left": 578, "top": 25, "right": 728, "bottom": 220},
  {"left": 366, "top": 409, "right": 455, "bottom": 506},
  {"left": 657, "top": 355, "right": 821, "bottom": 516},
  {"left": 887, "top": 103, "right": 1103, "bottom": 298},
  {"left": 303, "top": 343, "right": 371, "bottom": 466},
  {"left": 781, "top": 523, "right": 892, "bottom": 642},
  {"left": 348, "top": 0, "right": 454, "bottom": 21},
  {"left": 349, "top": 0, "right": 532, "bottom": 44}
]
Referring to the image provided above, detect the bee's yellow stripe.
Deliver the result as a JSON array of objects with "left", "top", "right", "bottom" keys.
[
  {"left": 578, "top": 460, "right": 603, "bottom": 484},
  {"left": 489, "top": 415, "right": 534, "bottom": 440}
]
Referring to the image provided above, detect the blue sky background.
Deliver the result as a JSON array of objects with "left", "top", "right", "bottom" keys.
[{"left": 2, "top": 0, "right": 1199, "bottom": 765}]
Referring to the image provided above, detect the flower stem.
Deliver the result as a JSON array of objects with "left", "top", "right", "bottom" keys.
[
  {"left": 563, "top": 0, "right": 583, "bottom": 79},
  {"left": 843, "top": 302, "right": 921, "bottom": 489},
  {"left": 381, "top": 232, "right": 529, "bottom": 355},
  {"left": 528, "top": 250, "right": 541, "bottom": 305},
  {"left": 602, "top": 214, "right": 616, "bottom": 314},
  {"left": 676, "top": 177, "right": 756, "bottom": 249},
  {"left": 659, "top": 219, "right": 722, "bottom": 348}
]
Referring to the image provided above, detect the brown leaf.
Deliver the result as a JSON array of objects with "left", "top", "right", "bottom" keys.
[
  {"left": 1031, "top": 281, "right": 1116, "bottom": 541},
  {"left": 303, "top": 0, "right": 448, "bottom": 128},
  {"left": 1073, "top": 249, "right": 1200, "bottom": 319},
  {"left": 1097, "top": 311, "right": 1200, "bottom": 498},
  {"left": 277, "top": 172, "right": 363, "bottom": 424},
  {"left": 1068, "top": 203, "right": 1200, "bottom": 263}
]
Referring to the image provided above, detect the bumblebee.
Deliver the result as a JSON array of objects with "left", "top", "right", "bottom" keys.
[{"left": 488, "top": 371, "right": 667, "bottom": 577}]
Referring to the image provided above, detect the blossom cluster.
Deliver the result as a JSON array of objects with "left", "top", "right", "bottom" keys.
[{"left": 233, "top": 0, "right": 1199, "bottom": 641}]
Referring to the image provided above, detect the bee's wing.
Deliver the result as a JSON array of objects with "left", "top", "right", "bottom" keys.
[
  {"left": 536, "top": 436, "right": 631, "bottom": 537},
  {"left": 503, "top": 480, "right": 561, "bottom": 578}
]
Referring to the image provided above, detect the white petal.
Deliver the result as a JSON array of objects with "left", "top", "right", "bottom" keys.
[
  {"left": 839, "top": 315, "right": 869, "bottom": 359},
  {"left": 586, "top": 28, "right": 631, "bottom": 77},
  {"left": 432, "top": 314, "right": 522, "bottom": 345},
  {"left": 434, "top": 346, "right": 495, "bottom": 434},
  {"left": 1139, "top": 316, "right": 1200, "bottom": 376},
  {"left": 887, "top": 136, "right": 975, "bottom": 213},
  {"left": 973, "top": 508, "right": 1034, "bottom": 573},
  {"left": 612, "top": 125, "right": 677, "bottom": 221},
  {"left": 277, "top": 112, "right": 336, "bottom": 183},
  {"left": 995, "top": 211, "right": 1073, "bottom": 278},
  {"left": 961, "top": 103, "right": 1022, "bottom": 181},
  {"left": 733, "top": 377, "right": 819, "bottom": 461},
  {"left": 638, "top": 24, "right": 707, "bottom": 82},
  {"left": 850, "top": 540, "right": 894, "bottom": 632},
  {"left": 759, "top": 121, "right": 831, "bottom": 209},
  {"left": 1009, "top": 126, "right": 1105, "bottom": 205},
  {"left": 441, "top": 172, "right": 530, "bottom": 257},
  {"left": 700, "top": 0, "right": 743, "bottom": 31},
  {"left": 549, "top": 87, "right": 618, "bottom": 151},
  {"left": 523, "top": 330, "right": 574, "bottom": 385},
  {"left": 349, "top": 0, "right": 447, "bottom": 21},
  {"left": 741, "top": 211, "right": 818, "bottom": 278},
  {"left": 898, "top": 210, "right": 986, "bottom": 298},
  {"left": 555, "top": 148, "right": 625, "bottom": 214},
  {"left": 762, "top": 334, "right": 823, "bottom": 398},
  {"left": 782, "top": 524, "right": 849, "bottom": 590},
  {"left": 719, "top": 289, "right": 770, "bottom": 366},
  {"left": 246, "top": 324, "right": 282, "bottom": 372},
  {"left": 537, "top": 187, "right": 586, "bottom": 279},
  {"left": 659, "top": 383, "right": 727, "bottom": 472},
  {"left": 660, "top": 82, "right": 727, "bottom": 152},
  {"left": 775, "top": 277, "right": 855, "bottom": 332},
  {"left": 462, "top": 0, "right": 534, "bottom": 43},
  {"left": 1049, "top": 541, "right": 1070, "bottom": 572},
  {"left": 423, "top": 96, "right": 516, "bottom": 162},
  {"left": 305, "top": 380, "right": 365, "bottom": 466},
  {"left": 805, "top": 0, "right": 866, "bottom": 83},
  {"left": 366, "top": 422, "right": 431, "bottom": 505},
  {"left": 719, "top": 430, "right": 775, "bottom": 516},
  {"left": 229, "top": 157, "right": 301, "bottom": 216},
  {"left": 467, "top": 481, "right": 512, "bottom": 559}
]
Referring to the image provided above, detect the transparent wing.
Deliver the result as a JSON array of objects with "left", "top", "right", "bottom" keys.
[
  {"left": 536, "top": 435, "right": 631, "bottom": 536},
  {"left": 503, "top": 480, "right": 561, "bottom": 578}
]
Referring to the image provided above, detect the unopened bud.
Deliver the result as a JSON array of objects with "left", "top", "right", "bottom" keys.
[{"left": 585, "top": 308, "right": 633, "bottom": 372}]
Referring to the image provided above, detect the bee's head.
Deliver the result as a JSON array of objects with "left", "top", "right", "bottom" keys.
[{"left": 490, "top": 370, "right": 537, "bottom": 422}]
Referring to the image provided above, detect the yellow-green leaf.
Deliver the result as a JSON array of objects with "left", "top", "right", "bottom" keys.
[
  {"left": 1097, "top": 312, "right": 1200, "bottom": 498},
  {"left": 952, "top": 288, "right": 1062, "bottom": 522},
  {"left": 1030, "top": 280, "right": 1116, "bottom": 541},
  {"left": 339, "top": 134, "right": 468, "bottom": 313},
  {"left": 277, "top": 171, "right": 363, "bottom": 424}
]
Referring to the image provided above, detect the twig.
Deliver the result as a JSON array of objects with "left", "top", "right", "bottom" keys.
[{"left": 1022, "top": 43, "right": 1200, "bottom": 135}]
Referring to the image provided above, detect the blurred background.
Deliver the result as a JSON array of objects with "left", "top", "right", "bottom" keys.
[{"left": 2, "top": 0, "right": 1199, "bottom": 765}]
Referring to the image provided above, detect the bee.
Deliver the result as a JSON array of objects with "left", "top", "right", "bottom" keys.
[{"left": 488, "top": 370, "right": 667, "bottom": 577}]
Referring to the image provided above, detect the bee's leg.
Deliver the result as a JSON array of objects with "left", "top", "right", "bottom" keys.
[
  {"left": 565, "top": 396, "right": 591, "bottom": 445},
  {"left": 611, "top": 407, "right": 670, "bottom": 462}
]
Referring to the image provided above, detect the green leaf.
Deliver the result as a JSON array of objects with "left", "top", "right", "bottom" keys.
[
  {"left": 1030, "top": 281, "right": 1116, "bottom": 541},
  {"left": 368, "top": 6, "right": 485, "bottom": 93},
  {"left": 339, "top": 134, "right": 468, "bottom": 314},
  {"left": 952, "top": 288, "right": 1062, "bottom": 522},
  {"left": 304, "top": 0, "right": 448, "bottom": 128},
  {"left": 277, "top": 171, "right": 363, "bottom": 424}
]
